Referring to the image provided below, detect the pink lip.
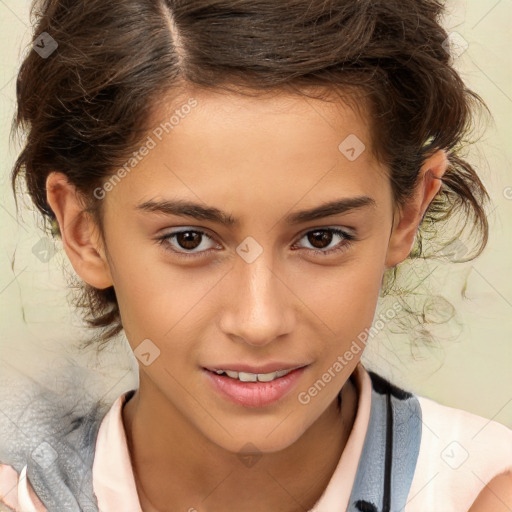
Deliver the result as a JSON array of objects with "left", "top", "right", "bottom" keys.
[{"left": 203, "top": 366, "right": 308, "bottom": 408}]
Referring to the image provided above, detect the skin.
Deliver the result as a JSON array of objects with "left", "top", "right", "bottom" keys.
[
  {"left": 46, "top": 86, "right": 452, "bottom": 511},
  {"left": 468, "top": 471, "right": 512, "bottom": 512}
]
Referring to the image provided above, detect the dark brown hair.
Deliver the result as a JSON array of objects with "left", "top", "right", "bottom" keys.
[{"left": 11, "top": 0, "right": 491, "bottom": 351}]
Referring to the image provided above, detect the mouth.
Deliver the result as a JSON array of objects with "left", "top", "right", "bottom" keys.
[
  {"left": 202, "top": 364, "right": 310, "bottom": 408},
  {"left": 204, "top": 365, "right": 306, "bottom": 383}
]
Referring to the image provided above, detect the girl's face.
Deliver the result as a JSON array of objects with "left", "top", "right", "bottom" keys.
[{"left": 62, "top": 87, "right": 434, "bottom": 453}]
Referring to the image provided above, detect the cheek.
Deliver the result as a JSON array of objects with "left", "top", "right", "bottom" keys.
[
  {"left": 298, "top": 247, "right": 387, "bottom": 338},
  {"left": 108, "top": 242, "right": 221, "bottom": 343}
]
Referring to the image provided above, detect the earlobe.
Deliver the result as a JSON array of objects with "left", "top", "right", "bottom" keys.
[
  {"left": 385, "top": 149, "right": 449, "bottom": 269},
  {"left": 46, "top": 172, "right": 114, "bottom": 289}
]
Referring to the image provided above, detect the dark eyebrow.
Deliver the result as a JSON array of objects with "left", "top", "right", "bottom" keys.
[
  {"left": 137, "top": 199, "right": 238, "bottom": 226},
  {"left": 136, "top": 195, "right": 376, "bottom": 226},
  {"left": 284, "top": 195, "right": 376, "bottom": 224}
]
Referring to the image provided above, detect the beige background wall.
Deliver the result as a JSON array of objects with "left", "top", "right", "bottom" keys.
[{"left": 0, "top": 0, "right": 511, "bottom": 427}]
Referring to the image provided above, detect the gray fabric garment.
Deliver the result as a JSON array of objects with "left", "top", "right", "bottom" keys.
[
  {"left": 347, "top": 371, "right": 422, "bottom": 512},
  {"left": 0, "top": 365, "right": 112, "bottom": 512},
  {"left": 0, "top": 367, "right": 422, "bottom": 512}
]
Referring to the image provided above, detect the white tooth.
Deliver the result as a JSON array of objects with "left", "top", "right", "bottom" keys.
[
  {"left": 218, "top": 369, "right": 294, "bottom": 382},
  {"left": 257, "top": 372, "right": 278, "bottom": 382},
  {"left": 238, "top": 372, "right": 258, "bottom": 382}
]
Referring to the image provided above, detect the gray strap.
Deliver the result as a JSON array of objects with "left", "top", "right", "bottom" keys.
[{"left": 347, "top": 372, "right": 422, "bottom": 512}]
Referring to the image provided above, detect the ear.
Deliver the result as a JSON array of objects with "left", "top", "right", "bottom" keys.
[
  {"left": 385, "top": 149, "right": 449, "bottom": 269},
  {"left": 46, "top": 172, "right": 113, "bottom": 289}
]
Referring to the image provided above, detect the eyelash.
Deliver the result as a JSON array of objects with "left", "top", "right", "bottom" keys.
[{"left": 155, "top": 227, "right": 356, "bottom": 259}]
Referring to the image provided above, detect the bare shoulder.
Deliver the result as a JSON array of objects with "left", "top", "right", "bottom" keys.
[{"left": 468, "top": 471, "right": 512, "bottom": 512}]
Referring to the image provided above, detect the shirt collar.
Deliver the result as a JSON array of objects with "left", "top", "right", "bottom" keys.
[{"left": 92, "top": 389, "right": 141, "bottom": 512}]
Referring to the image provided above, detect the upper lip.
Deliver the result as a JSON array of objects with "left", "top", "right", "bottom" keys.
[{"left": 204, "top": 362, "right": 309, "bottom": 374}]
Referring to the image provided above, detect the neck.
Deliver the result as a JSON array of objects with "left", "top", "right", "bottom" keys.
[{"left": 123, "top": 373, "right": 358, "bottom": 512}]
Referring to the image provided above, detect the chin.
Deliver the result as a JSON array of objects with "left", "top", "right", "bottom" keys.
[{"left": 202, "top": 417, "right": 310, "bottom": 456}]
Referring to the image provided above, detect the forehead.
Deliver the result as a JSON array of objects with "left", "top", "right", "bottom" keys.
[
  {"left": 152, "top": 84, "right": 373, "bottom": 145},
  {"left": 105, "top": 85, "right": 389, "bottom": 213}
]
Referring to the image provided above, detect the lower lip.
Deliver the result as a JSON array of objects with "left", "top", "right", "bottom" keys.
[{"left": 203, "top": 366, "right": 308, "bottom": 408}]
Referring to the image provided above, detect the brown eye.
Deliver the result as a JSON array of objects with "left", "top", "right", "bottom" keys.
[
  {"left": 307, "top": 230, "right": 334, "bottom": 249},
  {"left": 175, "top": 231, "right": 202, "bottom": 250},
  {"left": 294, "top": 227, "right": 356, "bottom": 256},
  {"left": 156, "top": 229, "right": 219, "bottom": 258}
]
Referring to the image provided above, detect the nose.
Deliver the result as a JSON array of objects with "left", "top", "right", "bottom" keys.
[{"left": 219, "top": 249, "right": 296, "bottom": 347}]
